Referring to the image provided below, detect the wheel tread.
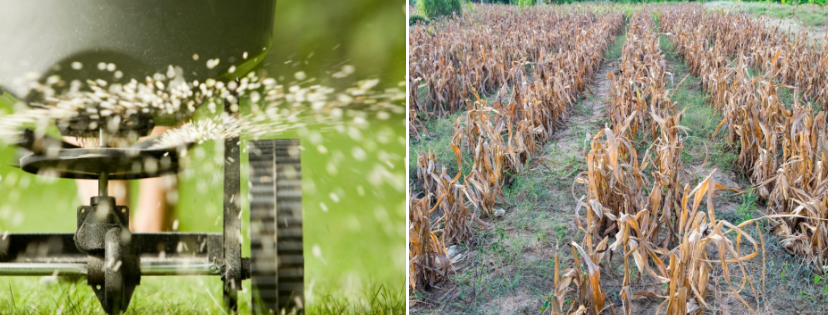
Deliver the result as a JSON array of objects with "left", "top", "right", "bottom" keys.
[{"left": 249, "top": 139, "right": 304, "bottom": 314}]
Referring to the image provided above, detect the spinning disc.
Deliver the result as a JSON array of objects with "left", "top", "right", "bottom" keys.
[{"left": 19, "top": 147, "right": 182, "bottom": 180}]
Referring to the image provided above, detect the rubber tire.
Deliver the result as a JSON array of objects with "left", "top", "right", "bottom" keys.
[{"left": 249, "top": 139, "right": 304, "bottom": 314}]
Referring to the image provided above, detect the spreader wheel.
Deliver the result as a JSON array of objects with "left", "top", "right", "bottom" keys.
[{"left": 249, "top": 139, "right": 304, "bottom": 314}]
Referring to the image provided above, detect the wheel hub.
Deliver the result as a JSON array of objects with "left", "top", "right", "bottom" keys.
[{"left": 75, "top": 184, "right": 140, "bottom": 314}]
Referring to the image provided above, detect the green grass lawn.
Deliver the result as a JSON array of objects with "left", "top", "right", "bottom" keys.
[{"left": 705, "top": 1, "right": 828, "bottom": 28}]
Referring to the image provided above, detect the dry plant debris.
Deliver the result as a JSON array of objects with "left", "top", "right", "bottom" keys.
[
  {"left": 661, "top": 4, "right": 828, "bottom": 269},
  {"left": 558, "top": 10, "right": 764, "bottom": 314},
  {"left": 409, "top": 4, "right": 624, "bottom": 293}
]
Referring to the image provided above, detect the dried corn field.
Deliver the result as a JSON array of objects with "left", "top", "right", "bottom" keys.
[
  {"left": 410, "top": 3, "right": 828, "bottom": 315},
  {"left": 410, "top": 6, "right": 619, "bottom": 117},
  {"left": 410, "top": 4, "right": 623, "bottom": 296},
  {"left": 558, "top": 10, "right": 763, "bottom": 315},
  {"left": 659, "top": 4, "right": 828, "bottom": 271}
]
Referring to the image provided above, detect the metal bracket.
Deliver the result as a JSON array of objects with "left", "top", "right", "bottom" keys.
[
  {"left": 74, "top": 196, "right": 129, "bottom": 254},
  {"left": 223, "top": 92, "right": 242, "bottom": 311}
]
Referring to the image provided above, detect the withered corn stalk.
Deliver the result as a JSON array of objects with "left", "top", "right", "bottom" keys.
[
  {"left": 416, "top": 150, "right": 440, "bottom": 195},
  {"left": 560, "top": 10, "right": 762, "bottom": 314},
  {"left": 409, "top": 76, "right": 424, "bottom": 140},
  {"left": 409, "top": 194, "right": 451, "bottom": 293},
  {"left": 410, "top": 152, "right": 483, "bottom": 292},
  {"left": 608, "top": 11, "right": 673, "bottom": 140},
  {"left": 571, "top": 128, "right": 760, "bottom": 314},
  {"left": 409, "top": 5, "right": 623, "bottom": 121},
  {"left": 660, "top": 6, "right": 786, "bottom": 194},
  {"left": 657, "top": 5, "right": 828, "bottom": 110},
  {"left": 415, "top": 151, "right": 483, "bottom": 247},
  {"left": 660, "top": 5, "right": 828, "bottom": 268},
  {"left": 596, "top": 10, "right": 687, "bottom": 247},
  {"left": 767, "top": 107, "right": 828, "bottom": 267},
  {"left": 451, "top": 11, "right": 623, "bottom": 218},
  {"left": 409, "top": 6, "right": 624, "bottom": 295}
]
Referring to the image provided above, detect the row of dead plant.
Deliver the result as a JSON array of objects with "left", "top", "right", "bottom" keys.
[
  {"left": 659, "top": 5, "right": 828, "bottom": 270},
  {"left": 661, "top": 6, "right": 786, "bottom": 196},
  {"left": 551, "top": 11, "right": 764, "bottom": 314},
  {"left": 409, "top": 8, "right": 625, "bottom": 294},
  {"left": 451, "top": 11, "right": 624, "bottom": 217},
  {"left": 409, "top": 150, "right": 485, "bottom": 293},
  {"left": 607, "top": 11, "right": 673, "bottom": 141},
  {"left": 560, "top": 130, "right": 759, "bottom": 315},
  {"left": 660, "top": 4, "right": 828, "bottom": 110},
  {"left": 409, "top": 5, "right": 620, "bottom": 120}
]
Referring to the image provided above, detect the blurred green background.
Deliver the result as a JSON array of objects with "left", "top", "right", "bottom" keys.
[
  {"left": 0, "top": 0, "right": 405, "bottom": 313},
  {"left": 268, "top": 0, "right": 405, "bottom": 85}
]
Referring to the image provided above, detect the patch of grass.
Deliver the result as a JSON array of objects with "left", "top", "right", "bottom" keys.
[
  {"left": 408, "top": 114, "right": 474, "bottom": 192},
  {"left": 659, "top": 32, "right": 738, "bottom": 173},
  {"left": 777, "top": 85, "right": 805, "bottom": 108},
  {"left": 707, "top": 1, "right": 828, "bottom": 28},
  {"left": 308, "top": 285, "right": 406, "bottom": 315},
  {"left": 710, "top": 147, "right": 739, "bottom": 173},
  {"left": 0, "top": 277, "right": 404, "bottom": 315},
  {"left": 799, "top": 10, "right": 828, "bottom": 27},
  {"left": 572, "top": 94, "right": 595, "bottom": 116},
  {"left": 541, "top": 143, "right": 584, "bottom": 179},
  {"left": 410, "top": 14, "right": 429, "bottom": 26},
  {"left": 605, "top": 25, "right": 628, "bottom": 62},
  {"left": 443, "top": 211, "right": 569, "bottom": 313},
  {"left": 745, "top": 5, "right": 793, "bottom": 19},
  {"left": 746, "top": 4, "right": 828, "bottom": 27},
  {"left": 739, "top": 229, "right": 828, "bottom": 313},
  {"left": 736, "top": 191, "right": 759, "bottom": 224},
  {"left": 0, "top": 276, "right": 251, "bottom": 314}
]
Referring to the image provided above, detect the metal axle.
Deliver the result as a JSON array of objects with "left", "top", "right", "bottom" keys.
[
  {"left": 0, "top": 260, "right": 221, "bottom": 276},
  {"left": 98, "top": 172, "right": 108, "bottom": 197},
  {"left": 98, "top": 126, "right": 108, "bottom": 196}
]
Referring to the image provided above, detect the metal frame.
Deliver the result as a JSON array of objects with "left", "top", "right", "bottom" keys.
[
  {"left": 223, "top": 95, "right": 243, "bottom": 310},
  {"left": 0, "top": 97, "right": 248, "bottom": 313},
  {"left": 0, "top": 231, "right": 249, "bottom": 314},
  {"left": 1, "top": 233, "right": 223, "bottom": 262},
  {"left": 0, "top": 233, "right": 227, "bottom": 276},
  {"left": 0, "top": 91, "right": 305, "bottom": 314}
]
